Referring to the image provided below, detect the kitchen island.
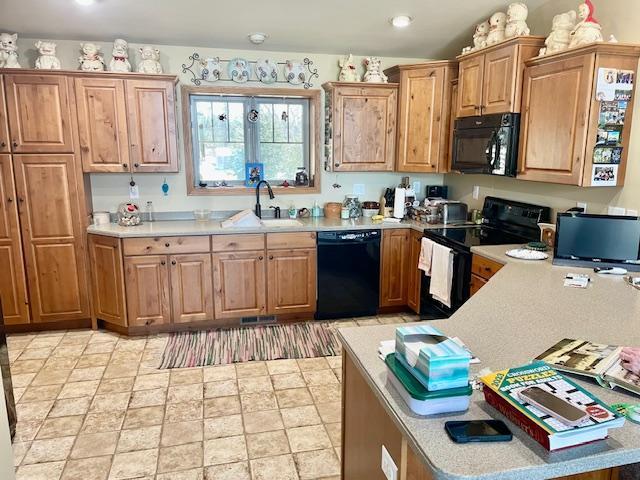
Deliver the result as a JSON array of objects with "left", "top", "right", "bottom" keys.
[{"left": 338, "top": 245, "right": 640, "bottom": 480}]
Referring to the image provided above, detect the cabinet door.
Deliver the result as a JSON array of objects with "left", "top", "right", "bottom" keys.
[
  {"left": 518, "top": 55, "right": 594, "bottom": 184},
  {"left": 470, "top": 274, "right": 487, "bottom": 297},
  {"left": 170, "top": 253, "right": 214, "bottom": 324},
  {"left": 0, "top": 77, "right": 9, "bottom": 153},
  {"left": 124, "top": 255, "right": 170, "bottom": 327},
  {"left": 126, "top": 79, "right": 178, "bottom": 172},
  {"left": 482, "top": 45, "right": 517, "bottom": 115},
  {"left": 5, "top": 74, "right": 74, "bottom": 153},
  {"left": 75, "top": 77, "right": 131, "bottom": 173},
  {"left": 267, "top": 248, "right": 316, "bottom": 315},
  {"left": 0, "top": 155, "right": 29, "bottom": 324},
  {"left": 13, "top": 154, "right": 90, "bottom": 323},
  {"left": 380, "top": 229, "right": 410, "bottom": 308},
  {"left": 212, "top": 250, "right": 266, "bottom": 319},
  {"left": 396, "top": 67, "right": 444, "bottom": 173},
  {"left": 406, "top": 230, "right": 423, "bottom": 314},
  {"left": 88, "top": 235, "right": 126, "bottom": 327},
  {"left": 457, "top": 55, "right": 484, "bottom": 117},
  {"left": 333, "top": 85, "right": 397, "bottom": 171}
]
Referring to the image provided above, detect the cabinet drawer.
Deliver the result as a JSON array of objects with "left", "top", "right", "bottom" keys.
[
  {"left": 267, "top": 232, "right": 317, "bottom": 250},
  {"left": 471, "top": 254, "right": 503, "bottom": 280},
  {"left": 470, "top": 274, "right": 487, "bottom": 297},
  {"left": 123, "top": 236, "right": 210, "bottom": 256},
  {"left": 211, "top": 234, "right": 265, "bottom": 252}
]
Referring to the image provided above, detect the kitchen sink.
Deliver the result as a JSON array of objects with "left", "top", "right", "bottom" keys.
[{"left": 260, "top": 219, "right": 304, "bottom": 227}]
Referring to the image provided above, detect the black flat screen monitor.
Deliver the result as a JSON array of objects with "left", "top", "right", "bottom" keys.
[{"left": 553, "top": 213, "right": 640, "bottom": 270}]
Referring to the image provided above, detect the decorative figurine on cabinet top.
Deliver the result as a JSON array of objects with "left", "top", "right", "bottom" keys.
[
  {"left": 0, "top": 33, "right": 21, "bottom": 68},
  {"left": 505, "top": 2, "right": 530, "bottom": 38},
  {"left": 486, "top": 12, "right": 508, "bottom": 46},
  {"left": 363, "top": 57, "right": 388, "bottom": 83},
  {"left": 569, "top": 0, "right": 604, "bottom": 48},
  {"left": 338, "top": 54, "right": 359, "bottom": 82},
  {"left": 137, "top": 45, "right": 163, "bottom": 74},
  {"left": 473, "top": 21, "right": 490, "bottom": 50},
  {"left": 109, "top": 38, "right": 131, "bottom": 72},
  {"left": 539, "top": 10, "right": 577, "bottom": 56},
  {"left": 34, "top": 41, "right": 61, "bottom": 70},
  {"left": 78, "top": 42, "right": 105, "bottom": 71}
]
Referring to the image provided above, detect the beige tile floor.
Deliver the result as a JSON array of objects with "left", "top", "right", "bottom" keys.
[{"left": 7, "top": 314, "right": 417, "bottom": 480}]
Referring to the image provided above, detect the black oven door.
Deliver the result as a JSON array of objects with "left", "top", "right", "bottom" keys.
[
  {"left": 419, "top": 243, "right": 471, "bottom": 319},
  {"left": 452, "top": 126, "right": 498, "bottom": 174}
]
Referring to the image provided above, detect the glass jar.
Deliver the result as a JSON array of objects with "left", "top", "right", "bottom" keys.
[{"left": 343, "top": 195, "right": 361, "bottom": 218}]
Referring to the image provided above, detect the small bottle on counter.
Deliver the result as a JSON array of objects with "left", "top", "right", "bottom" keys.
[
  {"left": 288, "top": 205, "right": 297, "bottom": 219},
  {"left": 146, "top": 201, "right": 155, "bottom": 222},
  {"left": 312, "top": 201, "right": 321, "bottom": 218}
]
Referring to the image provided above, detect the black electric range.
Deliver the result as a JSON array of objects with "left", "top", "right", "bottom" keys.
[{"left": 420, "top": 197, "right": 551, "bottom": 318}]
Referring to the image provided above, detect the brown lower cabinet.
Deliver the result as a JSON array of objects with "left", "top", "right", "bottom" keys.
[
  {"left": 470, "top": 254, "right": 504, "bottom": 297},
  {"left": 406, "top": 230, "right": 423, "bottom": 313},
  {"left": 90, "top": 232, "right": 317, "bottom": 331},
  {"left": 342, "top": 350, "right": 620, "bottom": 480},
  {"left": 380, "top": 229, "right": 410, "bottom": 308}
]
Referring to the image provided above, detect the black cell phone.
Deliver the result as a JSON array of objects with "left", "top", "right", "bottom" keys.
[{"left": 445, "top": 420, "right": 513, "bottom": 443}]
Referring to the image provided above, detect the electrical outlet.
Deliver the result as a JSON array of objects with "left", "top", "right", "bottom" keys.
[
  {"left": 472, "top": 185, "right": 480, "bottom": 200},
  {"left": 412, "top": 181, "right": 421, "bottom": 196},
  {"left": 608, "top": 206, "right": 626, "bottom": 216},
  {"left": 627, "top": 209, "right": 638, "bottom": 217},
  {"left": 577, "top": 202, "right": 587, "bottom": 213},
  {"left": 381, "top": 445, "right": 398, "bottom": 480},
  {"left": 353, "top": 183, "right": 365, "bottom": 196}
]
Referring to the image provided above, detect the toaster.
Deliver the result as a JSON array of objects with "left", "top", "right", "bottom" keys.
[{"left": 438, "top": 202, "right": 469, "bottom": 225}]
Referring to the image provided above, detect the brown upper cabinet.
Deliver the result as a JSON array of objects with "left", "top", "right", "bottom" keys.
[
  {"left": 75, "top": 74, "right": 178, "bottom": 173},
  {"left": 456, "top": 37, "right": 545, "bottom": 118},
  {"left": 0, "top": 77, "right": 9, "bottom": 153},
  {"left": 4, "top": 74, "right": 75, "bottom": 153},
  {"left": 75, "top": 77, "right": 130, "bottom": 173},
  {"left": 385, "top": 62, "right": 458, "bottom": 173},
  {"left": 323, "top": 82, "right": 398, "bottom": 171},
  {"left": 126, "top": 78, "right": 178, "bottom": 173},
  {"left": 518, "top": 43, "right": 640, "bottom": 186}
]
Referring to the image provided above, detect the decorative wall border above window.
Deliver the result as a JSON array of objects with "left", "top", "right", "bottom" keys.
[{"left": 181, "top": 53, "right": 319, "bottom": 89}]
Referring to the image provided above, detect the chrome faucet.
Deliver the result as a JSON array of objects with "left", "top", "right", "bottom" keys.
[{"left": 255, "top": 180, "right": 274, "bottom": 218}]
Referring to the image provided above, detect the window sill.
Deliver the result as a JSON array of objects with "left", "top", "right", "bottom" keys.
[{"left": 188, "top": 184, "right": 320, "bottom": 196}]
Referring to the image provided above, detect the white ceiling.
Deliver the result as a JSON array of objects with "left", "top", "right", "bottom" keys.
[{"left": 0, "top": 0, "right": 549, "bottom": 58}]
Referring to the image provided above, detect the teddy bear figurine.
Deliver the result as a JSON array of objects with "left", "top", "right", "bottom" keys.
[
  {"left": 34, "top": 41, "right": 61, "bottom": 69},
  {"left": 338, "top": 54, "right": 359, "bottom": 82},
  {"left": 539, "top": 10, "right": 577, "bottom": 56},
  {"left": 0, "top": 33, "right": 21, "bottom": 68},
  {"left": 109, "top": 38, "right": 131, "bottom": 72},
  {"left": 486, "top": 12, "right": 508, "bottom": 46},
  {"left": 137, "top": 46, "right": 163, "bottom": 74},
  {"left": 78, "top": 43, "right": 105, "bottom": 71},
  {"left": 505, "top": 2, "right": 530, "bottom": 38},
  {"left": 363, "top": 57, "right": 388, "bottom": 83},
  {"left": 569, "top": 0, "right": 604, "bottom": 49},
  {"left": 473, "top": 21, "right": 490, "bottom": 50}
]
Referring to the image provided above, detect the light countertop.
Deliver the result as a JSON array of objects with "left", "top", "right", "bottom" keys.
[
  {"left": 87, "top": 217, "right": 469, "bottom": 238},
  {"left": 338, "top": 251, "right": 640, "bottom": 480}
]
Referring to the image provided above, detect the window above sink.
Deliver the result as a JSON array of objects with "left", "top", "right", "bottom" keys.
[{"left": 182, "top": 86, "right": 321, "bottom": 196}]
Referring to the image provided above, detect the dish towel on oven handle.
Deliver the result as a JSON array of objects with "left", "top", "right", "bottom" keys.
[
  {"left": 429, "top": 243, "right": 454, "bottom": 308},
  {"left": 418, "top": 237, "right": 435, "bottom": 275}
]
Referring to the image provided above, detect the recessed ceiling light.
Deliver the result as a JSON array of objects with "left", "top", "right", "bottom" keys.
[
  {"left": 248, "top": 32, "right": 268, "bottom": 45},
  {"left": 390, "top": 15, "right": 413, "bottom": 28},
  {"left": 75, "top": 0, "right": 94, "bottom": 5}
]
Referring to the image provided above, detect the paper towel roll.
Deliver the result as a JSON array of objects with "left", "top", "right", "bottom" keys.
[{"left": 393, "top": 188, "right": 406, "bottom": 219}]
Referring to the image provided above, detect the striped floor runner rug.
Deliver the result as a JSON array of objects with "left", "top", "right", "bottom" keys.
[{"left": 159, "top": 322, "right": 341, "bottom": 369}]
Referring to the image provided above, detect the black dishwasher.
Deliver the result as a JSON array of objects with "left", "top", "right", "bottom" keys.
[{"left": 315, "top": 230, "right": 381, "bottom": 320}]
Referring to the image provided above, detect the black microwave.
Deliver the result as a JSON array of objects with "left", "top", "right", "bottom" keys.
[{"left": 452, "top": 113, "right": 520, "bottom": 177}]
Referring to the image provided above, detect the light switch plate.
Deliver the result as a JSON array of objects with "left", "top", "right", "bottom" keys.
[
  {"left": 353, "top": 183, "right": 365, "bottom": 196},
  {"left": 381, "top": 445, "right": 398, "bottom": 480},
  {"left": 472, "top": 185, "right": 480, "bottom": 200},
  {"left": 627, "top": 209, "right": 639, "bottom": 217},
  {"left": 413, "top": 181, "right": 421, "bottom": 196},
  {"left": 608, "top": 206, "right": 626, "bottom": 216}
]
